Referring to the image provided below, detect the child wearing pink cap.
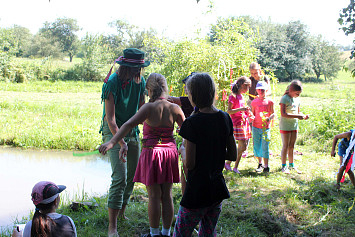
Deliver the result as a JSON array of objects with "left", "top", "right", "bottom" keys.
[{"left": 20, "top": 181, "right": 77, "bottom": 237}]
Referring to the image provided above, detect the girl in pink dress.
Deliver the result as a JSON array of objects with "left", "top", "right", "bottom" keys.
[
  {"left": 224, "top": 76, "right": 254, "bottom": 174},
  {"left": 99, "top": 73, "right": 185, "bottom": 237}
]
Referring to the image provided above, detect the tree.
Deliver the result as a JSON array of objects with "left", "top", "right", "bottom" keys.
[
  {"left": 160, "top": 17, "right": 258, "bottom": 110},
  {"left": 338, "top": 0, "right": 355, "bottom": 36},
  {"left": 25, "top": 32, "right": 63, "bottom": 58},
  {"left": 239, "top": 17, "right": 312, "bottom": 81},
  {"left": 0, "top": 27, "right": 14, "bottom": 79},
  {"left": 310, "top": 35, "right": 343, "bottom": 80},
  {"left": 244, "top": 18, "right": 289, "bottom": 79},
  {"left": 105, "top": 19, "right": 159, "bottom": 56},
  {"left": 282, "top": 21, "right": 311, "bottom": 80},
  {"left": 40, "top": 18, "right": 81, "bottom": 62},
  {"left": 338, "top": 0, "right": 355, "bottom": 77},
  {"left": 71, "top": 33, "right": 113, "bottom": 81},
  {"left": 3, "top": 25, "right": 32, "bottom": 57}
]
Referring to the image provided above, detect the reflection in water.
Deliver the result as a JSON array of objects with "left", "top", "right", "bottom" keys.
[{"left": 0, "top": 147, "right": 111, "bottom": 229}]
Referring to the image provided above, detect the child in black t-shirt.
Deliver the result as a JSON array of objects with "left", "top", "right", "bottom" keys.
[{"left": 173, "top": 73, "right": 237, "bottom": 237}]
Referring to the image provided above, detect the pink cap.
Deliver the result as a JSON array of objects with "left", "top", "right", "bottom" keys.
[{"left": 31, "top": 181, "right": 66, "bottom": 206}]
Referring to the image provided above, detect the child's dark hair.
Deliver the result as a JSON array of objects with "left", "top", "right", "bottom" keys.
[
  {"left": 146, "top": 73, "right": 168, "bottom": 102},
  {"left": 186, "top": 73, "right": 215, "bottom": 109},
  {"left": 30, "top": 201, "right": 56, "bottom": 237},
  {"left": 232, "top": 76, "right": 251, "bottom": 94},
  {"left": 118, "top": 65, "right": 143, "bottom": 84},
  {"left": 284, "top": 80, "right": 302, "bottom": 95}
]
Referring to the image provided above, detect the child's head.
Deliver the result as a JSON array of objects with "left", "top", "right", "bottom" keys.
[
  {"left": 31, "top": 181, "right": 66, "bottom": 236},
  {"left": 232, "top": 76, "right": 251, "bottom": 95},
  {"left": 185, "top": 73, "right": 215, "bottom": 109},
  {"left": 146, "top": 73, "right": 168, "bottom": 102},
  {"left": 255, "top": 81, "right": 268, "bottom": 97},
  {"left": 285, "top": 80, "right": 303, "bottom": 97},
  {"left": 249, "top": 62, "right": 262, "bottom": 80}
]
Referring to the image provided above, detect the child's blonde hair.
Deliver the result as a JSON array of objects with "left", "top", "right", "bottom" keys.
[
  {"left": 284, "top": 80, "right": 302, "bottom": 95},
  {"left": 146, "top": 73, "right": 168, "bottom": 102},
  {"left": 232, "top": 76, "right": 251, "bottom": 94},
  {"left": 186, "top": 73, "right": 215, "bottom": 109}
]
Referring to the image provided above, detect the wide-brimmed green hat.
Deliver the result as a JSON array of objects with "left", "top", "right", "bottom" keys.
[{"left": 115, "top": 48, "right": 150, "bottom": 67}]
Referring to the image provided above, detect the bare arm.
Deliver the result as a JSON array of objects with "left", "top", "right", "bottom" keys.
[
  {"left": 105, "top": 93, "right": 126, "bottom": 148},
  {"left": 175, "top": 106, "right": 186, "bottom": 128},
  {"left": 105, "top": 93, "right": 119, "bottom": 135},
  {"left": 167, "top": 96, "right": 182, "bottom": 106},
  {"left": 266, "top": 102, "right": 275, "bottom": 122},
  {"left": 280, "top": 103, "right": 307, "bottom": 120},
  {"left": 99, "top": 104, "right": 150, "bottom": 156},
  {"left": 227, "top": 101, "right": 249, "bottom": 115},
  {"left": 226, "top": 135, "right": 237, "bottom": 161},
  {"left": 184, "top": 140, "right": 196, "bottom": 170},
  {"left": 331, "top": 132, "right": 351, "bottom": 157}
]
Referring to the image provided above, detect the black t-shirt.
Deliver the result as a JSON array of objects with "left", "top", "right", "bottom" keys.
[{"left": 179, "top": 110, "right": 233, "bottom": 209}]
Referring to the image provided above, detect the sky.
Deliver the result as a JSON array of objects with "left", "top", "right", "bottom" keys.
[{"left": 0, "top": 0, "right": 354, "bottom": 46}]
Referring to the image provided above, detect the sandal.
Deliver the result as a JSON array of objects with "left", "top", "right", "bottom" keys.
[{"left": 224, "top": 163, "right": 232, "bottom": 171}]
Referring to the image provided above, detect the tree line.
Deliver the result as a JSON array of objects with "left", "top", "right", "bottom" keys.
[{"left": 0, "top": 16, "right": 347, "bottom": 85}]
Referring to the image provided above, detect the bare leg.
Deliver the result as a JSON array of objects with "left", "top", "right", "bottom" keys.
[
  {"left": 257, "top": 157, "right": 262, "bottom": 165},
  {"left": 161, "top": 183, "right": 174, "bottom": 230},
  {"left": 280, "top": 133, "right": 291, "bottom": 165},
  {"left": 146, "top": 184, "right": 162, "bottom": 229},
  {"left": 287, "top": 131, "right": 298, "bottom": 164},
  {"left": 336, "top": 166, "right": 346, "bottom": 189},
  {"left": 108, "top": 208, "right": 119, "bottom": 236},
  {"left": 263, "top": 158, "right": 269, "bottom": 167},
  {"left": 118, "top": 205, "right": 127, "bottom": 220},
  {"left": 348, "top": 170, "right": 355, "bottom": 186},
  {"left": 234, "top": 139, "right": 248, "bottom": 169}
]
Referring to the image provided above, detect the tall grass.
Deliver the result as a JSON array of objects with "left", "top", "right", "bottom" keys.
[{"left": 0, "top": 81, "right": 102, "bottom": 150}]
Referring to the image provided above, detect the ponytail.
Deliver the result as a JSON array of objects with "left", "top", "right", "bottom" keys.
[{"left": 31, "top": 203, "right": 56, "bottom": 237}]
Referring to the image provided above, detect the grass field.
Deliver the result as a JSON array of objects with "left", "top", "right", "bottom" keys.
[{"left": 0, "top": 70, "right": 355, "bottom": 236}]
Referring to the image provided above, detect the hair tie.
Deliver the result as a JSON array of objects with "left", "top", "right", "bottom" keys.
[
  {"left": 194, "top": 107, "right": 199, "bottom": 113},
  {"left": 35, "top": 208, "right": 40, "bottom": 211}
]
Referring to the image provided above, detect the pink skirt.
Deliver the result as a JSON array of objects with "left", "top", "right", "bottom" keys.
[{"left": 133, "top": 143, "right": 180, "bottom": 186}]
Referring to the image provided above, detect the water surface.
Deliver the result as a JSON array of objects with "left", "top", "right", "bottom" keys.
[{"left": 0, "top": 147, "right": 111, "bottom": 230}]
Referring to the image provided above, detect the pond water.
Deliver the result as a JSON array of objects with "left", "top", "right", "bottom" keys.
[{"left": 0, "top": 147, "right": 111, "bottom": 230}]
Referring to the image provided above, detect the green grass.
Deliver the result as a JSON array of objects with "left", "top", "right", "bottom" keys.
[
  {"left": 1, "top": 70, "right": 355, "bottom": 236},
  {"left": 0, "top": 81, "right": 102, "bottom": 150}
]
